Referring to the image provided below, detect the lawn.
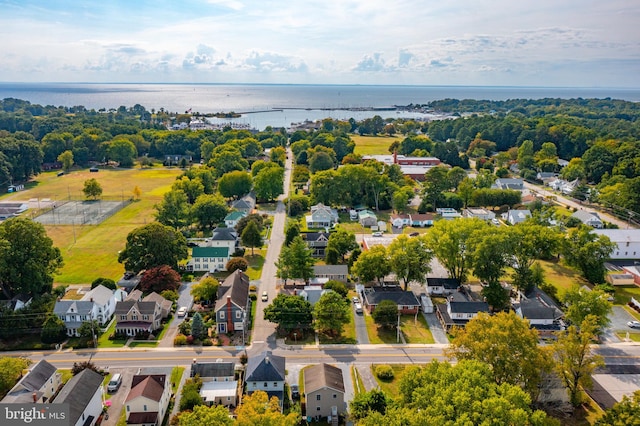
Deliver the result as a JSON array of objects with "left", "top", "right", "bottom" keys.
[
  {"left": 401, "top": 314, "right": 435, "bottom": 344},
  {"left": 318, "top": 307, "right": 357, "bottom": 344},
  {"left": 532, "top": 259, "right": 587, "bottom": 298},
  {"left": 2, "top": 167, "right": 183, "bottom": 284},
  {"left": 352, "top": 135, "right": 403, "bottom": 156},
  {"left": 97, "top": 321, "right": 127, "bottom": 348},
  {"left": 351, "top": 366, "right": 365, "bottom": 396},
  {"left": 616, "top": 332, "right": 640, "bottom": 342},
  {"left": 372, "top": 364, "right": 413, "bottom": 396},
  {"left": 170, "top": 366, "right": 185, "bottom": 393},
  {"left": 613, "top": 285, "right": 640, "bottom": 306},
  {"left": 246, "top": 250, "right": 266, "bottom": 280}
]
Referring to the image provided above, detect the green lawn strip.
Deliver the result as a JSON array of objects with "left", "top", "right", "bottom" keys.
[
  {"left": 246, "top": 250, "right": 266, "bottom": 280},
  {"left": 351, "top": 366, "right": 365, "bottom": 396},
  {"left": 352, "top": 135, "right": 402, "bottom": 156},
  {"left": 170, "top": 366, "right": 185, "bottom": 393},
  {"left": 401, "top": 313, "right": 434, "bottom": 344},
  {"left": 0, "top": 334, "right": 56, "bottom": 351},
  {"left": 614, "top": 285, "right": 640, "bottom": 306},
  {"left": 615, "top": 332, "right": 640, "bottom": 342},
  {"left": 129, "top": 341, "right": 158, "bottom": 348},
  {"left": 623, "top": 305, "right": 640, "bottom": 321},
  {"left": 372, "top": 364, "right": 409, "bottom": 396},
  {"left": 116, "top": 408, "right": 127, "bottom": 426}
]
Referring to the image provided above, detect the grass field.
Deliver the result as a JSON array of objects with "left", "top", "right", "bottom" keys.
[
  {"left": 352, "top": 135, "right": 403, "bottom": 156},
  {"left": 2, "top": 167, "right": 182, "bottom": 284}
]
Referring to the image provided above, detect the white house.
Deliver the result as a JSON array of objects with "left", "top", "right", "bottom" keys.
[
  {"left": 207, "top": 227, "right": 238, "bottom": 252},
  {"left": 410, "top": 213, "right": 435, "bottom": 227},
  {"left": 594, "top": 229, "right": 640, "bottom": 260},
  {"left": 464, "top": 208, "right": 495, "bottom": 221},
  {"left": 245, "top": 351, "right": 285, "bottom": 408},
  {"left": 191, "top": 361, "right": 238, "bottom": 407},
  {"left": 2, "top": 359, "right": 61, "bottom": 404},
  {"left": 188, "top": 246, "right": 230, "bottom": 272},
  {"left": 436, "top": 208, "right": 462, "bottom": 220},
  {"left": 426, "top": 278, "right": 460, "bottom": 295},
  {"left": 53, "top": 369, "right": 104, "bottom": 426},
  {"left": 125, "top": 374, "right": 171, "bottom": 426},
  {"left": 224, "top": 211, "right": 246, "bottom": 228},
  {"left": 571, "top": 210, "right": 603, "bottom": 228},
  {"left": 54, "top": 284, "right": 116, "bottom": 336},
  {"left": 306, "top": 203, "right": 339, "bottom": 228},
  {"left": 390, "top": 213, "right": 411, "bottom": 228},
  {"left": 504, "top": 209, "right": 532, "bottom": 225}
]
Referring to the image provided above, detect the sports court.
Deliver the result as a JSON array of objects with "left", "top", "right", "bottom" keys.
[{"left": 34, "top": 200, "right": 127, "bottom": 225}]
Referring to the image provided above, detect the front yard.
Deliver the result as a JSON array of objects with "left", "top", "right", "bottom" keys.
[{"left": 363, "top": 311, "right": 434, "bottom": 344}]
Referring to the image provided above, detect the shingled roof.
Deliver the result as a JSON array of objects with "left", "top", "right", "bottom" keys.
[
  {"left": 126, "top": 375, "right": 167, "bottom": 403},
  {"left": 191, "top": 361, "right": 235, "bottom": 378},
  {"left": 304, "top": 363, "right": 345, "bottom": 394},
  {"left": 246, "top": 351, "right": 285, "bottom": 382},
  {"left": 214, "top": 270, "right": 250, "bottom": 311},
  {"left": 53, "top": 369, "right": 103, "bottom": 426}
]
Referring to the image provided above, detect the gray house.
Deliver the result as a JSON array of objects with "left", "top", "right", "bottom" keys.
[
  {"left": 53, "top": 368, "right": 104, "bottom": 426},
  {"left": 245, "top": 351, "right": 285, "bottom": 407},
  {"left": 304, "top": 363, "right": 346, "bottom": 420},
  {"left": 306, "top": 203, "right": 339, "bottom": 228},
  {"left": 2, "top": 359, "right": 61, "bottom": 404},
  {"left": 571, "top": 210, "right": 604, "bottom": 228},
  {"left": 215, "top": 270, "right": 251, "bottom": 334},
  {"left": 313, "top": 265, "right": 349, "bottom": 282}
]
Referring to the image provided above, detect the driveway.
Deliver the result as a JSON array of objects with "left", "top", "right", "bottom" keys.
[
  {"left": 158, "top": 281, "right": 194, "bottom": 347},
  {"left": 603, "top": 306, "right": 638, "bottom": 342},
  {"left": 102, "top": 367, "right": 137, "bottom": 426},
  {"left": 353, "top": 301, "right": 369, "bottom": 344}
]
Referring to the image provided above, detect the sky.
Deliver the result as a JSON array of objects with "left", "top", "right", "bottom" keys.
[{"left": 0, "top": 0, "right": 639, "bottom": 87}]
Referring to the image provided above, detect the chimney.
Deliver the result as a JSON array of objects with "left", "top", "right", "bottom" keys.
[
  {"left": 32, "top": 392, "right": 37, "bottom": 403},
  {"left": 227, "top": 296, "right": 233, "bottom": 332},
  {"left": 393, "top": 149, "right": 397, "bottom": 164},
  {"left": 90, "top": 297, "right": 94, "bottom": 302}
]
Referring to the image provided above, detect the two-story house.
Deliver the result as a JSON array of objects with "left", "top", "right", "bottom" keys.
[
  {"left": 594, "top": 229, "right": 640, "bottom": 260},
  {"left": 2, "top": 360, "right": 61, "bottom": 404},
  {"left": 224, "top": 211, "right": 246, "bottom": 228},
  {"left": 125, "top": 374, "right": 171, "bottom": 426},
  {"left": 188, "top": 247, "right": 230, "bottom": 273},
  {"left": 191, "top": 360, "right": 238, "bottom": 407},
  {"left": 301, "top": 232, "right": 330, "bottom": 258},
  {"left": 426, "top": 277, "right": 460, "bottom": 295},
  {"left": 142, "top": 292, "right": 172, "bottom": 319},
  {"left": 115, "top": 300, "right": 163, "bottom": 336},
  {"left": 305, "top": 203, "right": 339, "bottom": 229},
  {"left": 215, "top": 270, "right": 251, "bottom": 335},
  {"left": 245, "top": 351, "right": 285, "bottom": 408},
  {"left": 208, "top": 227, "right": 239, "bottom": 252},
  {"left": 53, "top": 285, "right": 116, "bottom": 336},
  {"left": 436, "top": 290, "right": 489, "bottom": 331},
  {"left": 231, "top": 193, "right": 256, "bottom": 214},
  {"left": 304, "top": 363, "right": 346, "bottom": 420},
  {"left": 53, "top": 369, "right": 104, "bottom": 426}
]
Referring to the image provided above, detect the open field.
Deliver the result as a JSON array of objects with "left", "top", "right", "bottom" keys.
[
  {"left": 352, "top": 135, "right": 403, "bottom": 156},
  {"left": 2, "top": 167, "right": 182, "bottom": 284}
]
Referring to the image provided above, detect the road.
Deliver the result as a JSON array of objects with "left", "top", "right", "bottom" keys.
[{"left": 251, "top": 147, "right": 294, "bottom": 350}]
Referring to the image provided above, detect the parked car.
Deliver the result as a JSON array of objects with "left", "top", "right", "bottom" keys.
[
  {"left": 123, "top": 271, "right": 135, "bottom": 280},
  {"left": 628, "top": 321, "right": 640, "bottom": 329},
  {"left": 107, "top": 373, "right": 122, "bottom": 392},
  {"left": 372, "top": 232, "right": 383, "bottom": 237},
  {"left": 261, "top": 291, "right": 269, "bottom": 302},
  {"left": 491, "top": 218, "right": 500, "bottom": 225},
  {"left": 177, "top": 306, "right": 188, "bottom": 317},
  {"left": 409, "top": 232, "right": 420, "bottom": 237},
  {"left": 355, "top": 302, "right": 363, "bottom": 314},
  {"left": 290, "top": 384, "right": 300, "bottom": 400},
  {"left": 352, "top": 296, "right": 359, "bottom": 304}
]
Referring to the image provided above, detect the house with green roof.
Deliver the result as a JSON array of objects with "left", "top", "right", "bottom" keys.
[
  {"left": 187, "top": 246, "right": 231, "bottom": 272},
  {"left": 224, "top": 210, "right": 246, "bottom": 228}
]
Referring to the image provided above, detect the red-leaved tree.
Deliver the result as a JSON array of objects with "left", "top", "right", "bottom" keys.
[{"left": 139, "top": 265, "right": 181, "bottom": 293}]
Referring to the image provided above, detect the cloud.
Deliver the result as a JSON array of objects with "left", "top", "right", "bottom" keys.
[
  {"left": 353, "top": 53, "right": 395, "bottom": 72},
  {"left": 242, "top": 51, "right": 308, "bottom": 72},
  {"left": 398, "top": 49, "right": 414, "bottom": 68}
]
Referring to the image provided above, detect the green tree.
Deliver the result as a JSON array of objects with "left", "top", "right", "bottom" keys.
[
  {"left": 82, "top": 178, "right": 103, "bottom": 199},
  {"left": 91, "top": 277, "right": 116, "bottom": 290},
  {"left": 236, "top": 213, "right": 264, "bottom": 236},
  {"left": 179, "top": 377, "right": 204, "bottom": 411},
  {"left": 225, "top": 257, "right": 249, "bottom": 273},
  {"left": 209, "top": 146, "right": 249, "bottom": 177},
  {"left": 172, "top": 176, "right": 205, "bottom": 204},
  {"left": 199, "top": 141, "right": 215, "bottom": 164},
  {"left": 360, "top": 360, "right": 556, "bottom": 426},
  {"left": 325, "top": 228, "right": 358, "bottom": 263},
  {"left": 314, "top": 291, "right": 350, "bottom": 337},
  {"left": 387, "top": 235, "right": 433, "bottom": 290},
  {"left": 424, "top": 218, "right": 487, "bottom": 283},
  {"left": 276, "top": 236, "right": 314, "bottom": 282},
  {"left": 241, "top": 220, "right": 263, "bottom": 256},
  {"left": 422, "top": 166, "right": 450, "bottom": 210},
  {"left": 309, "top": 150, "right": 334, "bottom": 173},
  {"left": 447, "top": 311, "right": 551, "bottom": 399},
  {"left": 0, "top": 357, "right": 31, "bottom": 396},
  {"left": 118, "top": 222, "right": 188, "bottom": 273},
  {"left": 41, "top": 315, "right": 66, "bottom": 344},
  {"left": 517, "top": 139, "right": 535, "bottom": 171},
  {"left": 352, "top": 245, "right": 390, "bottom": 285},
  {"left": 177, "top": 404, "right": 234, "bottom": 426},
  {"left": 253, "top": 165, "right": 284, "bottom": 201},
  {"left": 562, "top": 285, "right": 613, "bottom": 331},
  {"left": 350, "top": 388, "right": 390, "bottom": 421},
  {"left": 269, "top": 146, "right": 286, "bottom": 166},
  {"left": 218, "top": 170, "right": 253, "bottom": 199},
  {"left": 139, "top": 265, "right": 181, "bottom": 293},
  {"left": 372, "top": 300, "right": 398, "bottom": 329},
  {"left": 57, "top": 150, "right": 74, "bottom": 172},
  {"left": 596, "top": 390, "right": 640, "bottom": 426},
  {"left": 236, "top": 390, "right": 299, "bottom": 426},
  {"left": 552, "top": 315, "right": 604, "bottom": 407},
  {"left": 192, "top": 193, "right": 228, "bottom": 230},
  {"left": 155, "top": 189, "right": 190, "bottom": 230},
  {"left": 190, "top": 276, "right": 219, "bottom": 305},
  {"left": 78, "top": 320, "right": 101, "bottom": 345},
  {"left": 563, "top": 226, "right": 616, "bottom": 284},
  {"left": 0, "top": 217, "right": 63, "bottom": 298},
  {"left": 457, "top": 177, "right": 475, "bottom": 208},
  {"left": 507, "top": 224, "right": 561, "bottom": 292},
  {"left": 264, "top": 294, "right": 313, "bottom": 332},
  {"left": 323, "top": 280, "right": 348, "bottom": 298},
  {"left": 107, "top": 138, "right": 137, "bottom": 167},
  {"left": 190, "top": 312, "right": 204, "bottom": 340},
  {"left": 284, "top": 221, "right": 300, "bottom": 246}
]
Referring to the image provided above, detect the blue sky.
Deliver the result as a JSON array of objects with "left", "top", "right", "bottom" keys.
[{"left": 1, "top": 0, "right": 638, "bottom": 87}]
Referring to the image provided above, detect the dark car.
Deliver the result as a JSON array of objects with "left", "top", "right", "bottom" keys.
[
  {"left": 187, "top": 241, "right": 198, "bottom": 247},
  {"left": 409, "top": 232, "right": 420, "bottom": 237},
  {"left": 123, "top": 271, "right": 135, "bottom": 280},
  {"left": 290, "top": 384, "right": 300, "bottom": 400},
  {"left": 57, "top": 171, "right": 64, "bottom": 177},
  {"left": 89, "top": 167, "right": 99, "bottom": 172}
]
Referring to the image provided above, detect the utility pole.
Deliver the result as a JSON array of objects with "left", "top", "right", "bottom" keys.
[{"left": 396, "top": 312, "right": 401, "bottom": 343}]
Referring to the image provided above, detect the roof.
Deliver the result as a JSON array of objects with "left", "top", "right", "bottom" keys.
[
  {"left": 200, "top": 381, "right": 238, "bottom": 401},
  {"left": 426, "top": 277, "right": 460, "bottom": 290},
  {"left": 224, "top": 211, "right": 246, "bottom": 221},
  {"left": 126, "top": 289, "right": 143, "bottom": 301},
  {"left": 572, "top": 210, "right": 602, "bottom": 223},
  {"left": 126, "top": 375, "right": 167, "bottom": 403},
  {"left": 211, "top": 227, "right": 238, "bottom": 241},
  {"left": 214, "top": 270, "right": 250, "bottom": 311},
  {"left": 313, "top": 265, "right": 349, "bottom": 276},
  {"left": 364, "top": 287, "right": 420, "bottom": 306},
  {"left": 192, "top": 246, "right": 230, "bottom": 258},
  {"left": 390, "top": 214, "right": 411, "bottom": 220},
  {"left": 305, "top": 363, "right": 345, "bottom": 394},
  {"left": 54, "top": 369, "right": 103, "bottom": 426},
  {"left": 142, "top": 292, "right": 172, "bottom": 311},
  {"left": 466, "top": 208, "right": 491, "bottom": 215},
  {"left": 246, "top": 351, "right": 285, "bottom": 382},
  {"left": 127, "top": 412, "right": 159, "bottom": 424},
  {"left": 518, "top": 299, "right": 557, "bottom": 320},
  {"left": 3, "top": 360, "right": 58, "bottom": 402},
  {"left": 53, "top": 300, "right": 94, "bottom": 316},
  {"left": 411, "top": 213, "right": 435, "bottom": 221},
  {"left": 114, "top": 300, "right": 158, "bottom": 316},
  {"left": 301, "top": 232, "right": 330, "bottom": 243},
  {"left": 449, "top": 301, "right": 490, "bottom": 313},
  {"left": 358, "top": 210, "right": 377, "bottom": 219},
  {"left": 593, "top": 229, "right": 640, "bottom": 243},
  {"left": 191, "top": 362, "right": 235, "bottom": 378},
  {"left": 508, "top": 209, "right": 531, "bottom": 221},
  {"left": 81, "top": 285, "right": 114, "bottom": 305}
]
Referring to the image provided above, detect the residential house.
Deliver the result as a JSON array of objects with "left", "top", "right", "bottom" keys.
[
  {"left": 436, "top": 289, "right": 489, "bottom": 331},
  {"left": 504, "top": 209, "right": 532, "bottom": 225},
  {"left": 142, "top": 292, "right": 172, "bottom": 319},
  {"left": 305, "top": 203, "right": 339, "bottom": 228},
  {"left": 164, "top": 154, "right": 192, "bottom": 166},
  {"left": 54, "top": 284, "right": 116, "bottom": 336},
  {"left": 358, "top": 210, "right": 377, "bottom": 227},
  {"left": 410, "top": 213, "right": 435, "bottom": 227},
  {"left": 207, "top": 227, "right": 239, "bottom": 252},
  {"left": 390, "top": 213, "right": 411, "bottom": 228},
  {"left": 215, "top": 270, "right": 251, "bottom": 335},
  {"left": 571, "top": 210, "right": 604, "bottom": 228},
  {"left": 594, "top": 229, "right": 640, "bottom": 260},
  {"left": 426, "top": 277, "right": 460, "bottom": 295},
  {"left": 0, "top": 293, "right": 32, "bottom": 311},
  {"left": 436, "top": 208, "right": 462, "bottom": 220},
  {"left": 304, "top": 363, "right": 346, "bottom": 420},
  {"left": 191, "top": 361, "right": 238, "bottom": 407},
  {"left": 537, "top": 172, "right": 557, "bottom": 182},
  {"left": 53, "top": 369, "right": 104, "bottom": 426},
  {"left": 125, "top": 374, "right": 171, "bottom": 426},
  {"left": 491, "top": 178, "right": 525, "bottom": 191},
  {"left": 115, "top": 300, "right": 163, "bottom": 336},
  {"left": 463, "top": 208, "right": 496, "bottom": 221},
  {"left": 245, "top": 351, "right": 285, "bottom": 406},
  {"left": 2, "top": 360, "right": 61, "bottom": 404},
  {"left": 301, "top": 232, "right": 330, "bottom": 258},
  {"left": 299, "top": 287, "right": 333, "bottom": 306},
  {"left": 224, "top": 211, "right": 246, "bottom": 228},
  {"left": 361, "top": 286, "right": 421, "bottom": 314},
  {"left": 514, "top": 287, "right": 564, "bottom": 334},
  {"left": 187, "top": 246, "right": 231, "bottom": 272},
  {"left": 232, "top": 194, "right": 256, "bottom": 214},
  {"left": 0, "top": 202, "right": 28, "bottom": 220},
  {"left": 84, "top": 284, "right": 117, "bottom": 325},
  {"left": 313, "top": 265, "right": 349, "bottom": 282}
]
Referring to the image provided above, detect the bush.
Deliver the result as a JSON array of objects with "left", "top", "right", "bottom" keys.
[
  {"left": 202, "top": 338, "right": 213, "bottom": 346},
  {"left": 375, "top": 365, "right": 394, "bottom": 381},
  {"left": 226, "top": 257, "right": 249, "bottom": 273},
  {"left": 249, "top": 285, "right": 257, "bottom": 292},
  {"left": 91, "top": 277, "right": 116, "bottom": 290},
  {"left": 186, "top": 335, "right": 195, "bottom": 345},
  {"left": 249, "top": 293, "right": 257, "bottom": 301},
  {"left": 174, "top": 334, "right": 187, "bottom": 346}
]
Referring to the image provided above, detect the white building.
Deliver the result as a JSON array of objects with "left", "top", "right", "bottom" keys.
[{"left": 593, "top": 229, "right": 640, "bottom": 260}]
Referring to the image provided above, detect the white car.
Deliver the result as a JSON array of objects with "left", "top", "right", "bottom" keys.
[
  {"left": 261, "top": 291, "right": 269, "bottom": 302},
  {"left": 628, "top": 321, "right": 640, "bottom": 329},
  {"left": 355, "top": 302, "right": 363, "bottom": 314},
  {"left": 491, "top": 218, "right": 500, "bottom": 226},
  {"left": 177, "top": 306, "right": 188, "bottom": 317},
  {"left": 372, "top": 232, "right": 383, "bottom": 237}
]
